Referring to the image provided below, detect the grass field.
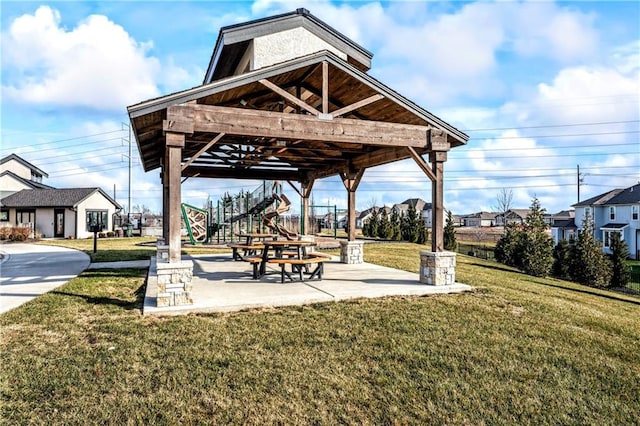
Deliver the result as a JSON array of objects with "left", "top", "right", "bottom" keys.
[{"left": 2, "top": 241, "right": 639, "bottom": 424}]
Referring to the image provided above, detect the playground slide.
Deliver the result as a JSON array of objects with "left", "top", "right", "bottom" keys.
[{"left": 262, "top": 192, "right": 298, "bottom": 240}]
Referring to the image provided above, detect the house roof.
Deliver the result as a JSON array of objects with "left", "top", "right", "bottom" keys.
[
  {"left": 572, "top": 184, "right": 640, "bottom": 207},
  {"left": 552, "top": 218, "right": 576, "bottom": 229},
  {"left": 0, "top": 154, "right": 48, "bottom": 178},
  {"left": 204, "top": 8, "right": 374, "bottom": 83},
  {"left": 0, "top": 170, "right": 55, "bottom": 190},
  {"left": 129, "top": 45, "right": 468, "bottom": 184},
  {"left": 1, "top": 188, "right": 121, "bottom": 209},
  {"left": 600, "top": 223, "right": 629, "bottom": 230},
  {"left": 398, "top": 198, "right": 432, "bottom": 211},
  {"left": 506, "top": 209, "right": 531, "bottom": 218}
]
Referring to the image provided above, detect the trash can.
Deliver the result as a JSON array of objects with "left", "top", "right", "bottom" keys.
[{"left": 125, "top": 224, "right": 133, "bottom": 237}]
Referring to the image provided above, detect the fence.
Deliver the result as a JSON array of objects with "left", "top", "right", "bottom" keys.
[
  {"left": 456, "top": 243, "right": 496, "bottom": 261},
  {"left": 629, "top": 265, "right": 640, "bottom": 293}
]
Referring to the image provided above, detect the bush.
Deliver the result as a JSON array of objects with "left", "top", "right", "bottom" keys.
[
  {"left": 11, "top": 226, "right": 32, "bottom": 241},
  {"left": 0, "top": 227, "right": 11, "bottom": 240},
  {"left": 608, "top": 232, "right": 631, "bottom": 288},
  {"left": 552, "top": 239, "right": 572, "bottom": 280},
  {"left": 107, "top": 231, "right": 115, "bottom": 238},
  {"left": 570, "top": 211, "right": 612, "bottom": 288}
]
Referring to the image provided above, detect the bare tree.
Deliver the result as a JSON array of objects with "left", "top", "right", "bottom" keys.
[{"left": 494, "top": 188, "right": 514, "bottom": 228}]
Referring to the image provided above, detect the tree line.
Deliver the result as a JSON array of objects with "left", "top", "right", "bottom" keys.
[{"left": 495, "top": 197, "right": 631, "bottom": 289}]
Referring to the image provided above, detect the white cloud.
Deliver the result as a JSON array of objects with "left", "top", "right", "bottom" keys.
[{"left": 0, "top": 6, "right": 188, "bottom": 110}]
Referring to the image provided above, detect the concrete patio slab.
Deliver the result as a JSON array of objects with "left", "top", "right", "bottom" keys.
[{"left": 143, "top": 253, "right": 472, "bottom": 315}]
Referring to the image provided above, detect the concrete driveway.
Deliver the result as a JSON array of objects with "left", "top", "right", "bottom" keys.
[{"left": 0, "top": 243, "right": 90, "bottom": 314}]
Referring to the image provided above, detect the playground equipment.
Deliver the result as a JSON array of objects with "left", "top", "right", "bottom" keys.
[
  {"left": 181, "top": 203, "right": 208, "bottom": 244},
  {"left": 262, "top": 193, "right": 297, "bottom": 240}
]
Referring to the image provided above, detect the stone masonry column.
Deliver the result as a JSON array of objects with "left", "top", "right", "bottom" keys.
[
  {"left": 340, "top": 240, "right": 364, "bottom": 264},
  {"left": 420, "top": 251, "right": 456, "bottom": 285}
]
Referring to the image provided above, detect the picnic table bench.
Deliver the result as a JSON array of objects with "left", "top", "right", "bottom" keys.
[
  {"left": 227, "top": 242, "right": 264, "bottom": 261},
  {"left": 267, "top": 253, "right": 331, "bottom": 283}
]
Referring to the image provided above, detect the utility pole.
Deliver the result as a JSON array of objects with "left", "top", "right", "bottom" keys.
[
  {"left": 122, "top": 123, "right": 133, "bottom": 223},
  {"left": 577, "top": 165, "right": 584, "bottom": 203}
]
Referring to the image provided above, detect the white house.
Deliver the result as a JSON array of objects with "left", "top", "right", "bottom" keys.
[
  {"left": 0, "top": 154, "right": 53, "bottom": 199},
  {"left": 1, "top": 154, "right": 121, "bottom": 239},
  {"left": 572, "top": 183, "right": 640, "bottom": 260},
  {"left": 1, "top": 188, "right": 121, "bottom": 239}
]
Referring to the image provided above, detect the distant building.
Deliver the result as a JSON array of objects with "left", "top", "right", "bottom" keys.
[{"left": 571, "top": 184, "right": 640, "bottom": 259}]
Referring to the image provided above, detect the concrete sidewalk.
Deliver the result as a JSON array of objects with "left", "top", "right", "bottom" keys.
[
  {"left": 143, "top": 254, "right": 472, "bottom": 315},
  {"left": 0, "top": 243, "right": 90, "bottom": 314}
]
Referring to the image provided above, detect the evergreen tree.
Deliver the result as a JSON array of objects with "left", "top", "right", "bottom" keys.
[
  {"left": 495, "top": 223, "right": 526, "bottom": 268},
  {"left": 378, "top": 208, "right": 392, "bottom": 239},
  {"left": 443, "top": 210, "right": 457, "bottom": 251},
  {"left": 552, "top": 238, "right": 572, "bottom": 280},
  {"left": 608, "top": 232, "right": 631, "bottom": 288},
  {"left": 390, "top": 209, "right": 402, "bottom": 241},
  {"left": 416, "top": 216, "right": 429, "bottom": 244},
  {"left": 368, "top": 208, "right": 380, "bottom": 239},
  {"left": 362, "top": 219, "right": 370, "bottom": 237},
  {"left": 401, "top": 204, "right": 419, "bottom": 243},
  {"left": 520, "top": 197, "right": 554, "bottom": 277},
  {"left": 570, "top": 211, "right": 612, "bottom": 287}
]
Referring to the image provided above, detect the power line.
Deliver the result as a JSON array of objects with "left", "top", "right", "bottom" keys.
[{"left": 463, "top": 119, "right": 640, "bottom": 132}]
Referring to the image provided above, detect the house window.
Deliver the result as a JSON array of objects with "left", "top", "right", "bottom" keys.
[
  {"left": 16, "top": 210, "right": 35, "bottom": 225},
  {"left": 633, "top": 205, "right": 639, "bottom": 221},
  {"left": 603, "top": 230, "right": 623, "bottom": 248},
  {"left": 0, "top": 210, "right": 8, "bottom": 222},
  {"left": 609, "top": 206, "right": 615, "bottom": 221},
  {"left": 86, "top": 210, "right": 108, "bottom": 231}
]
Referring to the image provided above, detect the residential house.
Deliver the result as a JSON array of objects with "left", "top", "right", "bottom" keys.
[
  {"left": 549, "top": 210, "right": 576, "bottom": 244},
  {"left": 1, "top": 188, "right": 121, "bottom": 239},
  {"left": 0, "top": 154, "right": 121, "bottom": 239},
  {"left": 572, "top": 183, "right": 640, "bottom": 260},
  {"left": 393, "top": 198, "right": 433, "bottom": 226},
  {"left": 0, "top": 154, "right": 53, "bottom": 199},
  {"left": 462, "top": 211, "right": 499, "bottom": 227}
]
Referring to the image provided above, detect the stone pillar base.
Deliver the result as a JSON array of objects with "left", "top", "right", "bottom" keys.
[
  {"left": 340, "top": 240, "right": 364, "bottom": 264},
  {"left": 420, "top": 251, "right": 456, "bottom": 286},
  {"left": 157, "top": 238, "right": 169, "bottom": 263},
  {"left": 155, "top": 259, "right": 194, "bottom": 306},
  {"left": 298, "top": 234, "right": 315, "bottom": 253}
]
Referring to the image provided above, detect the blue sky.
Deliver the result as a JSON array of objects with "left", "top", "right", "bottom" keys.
[{"left": 2, "top": 0, "right": 639, "bottom": 216}]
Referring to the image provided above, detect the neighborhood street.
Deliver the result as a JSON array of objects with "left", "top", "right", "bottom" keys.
[{"left": 0, "top": 243, "right": 90, "bottom": 314}]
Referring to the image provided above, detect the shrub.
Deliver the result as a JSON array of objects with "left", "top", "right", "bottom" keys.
[
  {"left": 520, "top": 198, "right": 553, "bottom": 277},
  {"left": 98, "top": 232, "right": 107, "bottom": 238},
  {"left": 608, "top": 232, "right": 631, "bottom": 288},
  {"left": 0, "top": 227, "right": 11, "bottom": 240},
  {"left": 570, "top": 211, "right": 612, "bottom": 288},
  {"left": 11, "top": 226, "right": 32, "bottom": 241},
  {"left": 443, "top": 210, "right": 457, "bottom": 251},
  {"left": 107, "top": 231, "right": 115, "bottom": 238},
  {"left": 552, "top": 239, "right": 572, "bottom": 280}
]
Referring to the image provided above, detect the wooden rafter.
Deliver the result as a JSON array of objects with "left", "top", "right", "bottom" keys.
[{"left": 259, "top": 79, "right": 321, "bottom": 116}]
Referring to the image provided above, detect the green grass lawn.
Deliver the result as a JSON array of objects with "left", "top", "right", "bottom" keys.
[{"left": 2, "top": 242, "right": 639, "bottom": 424}]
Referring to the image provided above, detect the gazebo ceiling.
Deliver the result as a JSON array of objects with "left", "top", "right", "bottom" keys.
[{"left": 128, "top": 51, "right": 468, "bottom": 182}]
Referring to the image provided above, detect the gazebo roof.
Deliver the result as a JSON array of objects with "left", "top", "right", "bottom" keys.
[{"left": 129, "top": 51, "right": 467, "bottom": 182}]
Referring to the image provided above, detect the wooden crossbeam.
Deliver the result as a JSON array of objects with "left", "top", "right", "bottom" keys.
[
  {"left": 167, "top": 105, "right": 430, "bottom": 148},
  {"left": 259, "top": 79, "right": 321, "bottom": 116},
  {"left": 181, "top": 133, "right": 225, "bottom": 171},
  {"left": 407, "top": 146, "right": 437, "bottom": 182},
  {"left": 332, "top": 94, "right": 384, "bottom": 118}
]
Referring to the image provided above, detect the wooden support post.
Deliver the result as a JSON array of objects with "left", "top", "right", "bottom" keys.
[
  {"left": 322, "top": 61, "right": 329, "bottom": 114},
  {"left": 161, "top": 168, "right": 169, "bottom": 242},
  {"left": 165, "top": 132, "right": 185, "bottom": 263},
  {"left": 430, "top": 152, "right": 446, "bottom": 252},
  {"left": 340, "top": 169, "right": 364, "bottom": 241}
]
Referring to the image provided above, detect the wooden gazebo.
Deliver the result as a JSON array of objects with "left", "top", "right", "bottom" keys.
[{"left": 128, "top": 9, "right": 468, "bottom": 305}]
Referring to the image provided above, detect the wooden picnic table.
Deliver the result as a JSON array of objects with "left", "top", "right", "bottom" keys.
[
  {"left": 236, "top": 233, "right": 277, "bottom": 245},
  {"left": 250, "top": 240, "right": 328, "bottom": 282},
  {"left": 228, "top": 233, "right": 276, "bottom": 261}
]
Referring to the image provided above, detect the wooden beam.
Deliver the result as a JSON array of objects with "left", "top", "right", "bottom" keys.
[
  {"left": 340, "top": 169, "right": 364, "bottom": 241},
  {"left": 431, "top": 160, "right": 444, "bottom": 252},
  {"left": 332, "top": 94, "right": 384, "bottom": 118},
  {"left": 407, "top": 146, "right": 437, "bottom": 182},
  {"left": 259, "top": 79, "right": 321, "bottom": 116},
  {"left": 182, "top": 166, "right": 303, "bottom": 181},
  {"left": 181, "top": 133, "right": 225, "bottom": 171},
  {"left": 322, "top": 61, "right": 329, "bottom": 114},
  {"left": 287, "top": 181, "right": 303, "bottom": 198},
  {"left": 167, "top": 104, "right": 431, "bottom": 148}
]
